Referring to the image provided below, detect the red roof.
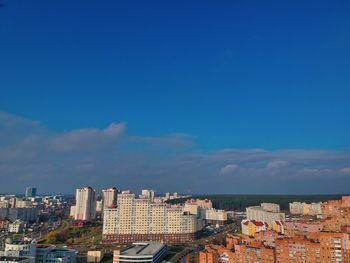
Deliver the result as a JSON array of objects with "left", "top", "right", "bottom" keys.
[{"left": 251, "top": 220, "right": 265, "bottom": 227}]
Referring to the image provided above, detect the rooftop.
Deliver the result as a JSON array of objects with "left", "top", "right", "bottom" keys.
[
  {"left": 119, "top": 242, "right": 165, "bottom": 257},
  {"left": 0, "top": 257, "right": 28, "bottom": 262}
]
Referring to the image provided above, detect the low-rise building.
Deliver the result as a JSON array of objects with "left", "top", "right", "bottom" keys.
[
  {"left": 87, "top": 251, "right": 104, "bottom": 263},
  {"left": 35, "top": 245, "right": 76, "bottom": 263},
  {"left": 0, "top": 256, "right": 32, "bottom": 263},
  {"left": 241, "top": 220, "right": 268, "bottom": 236},
  {"left": 113, "top": 242, "right": 166, "bottom": 263},
  {"left": 246, "top": 205, "right": 285, "bottom": 226},
  {"left": 8, "top": 221, "right": 25, "bottom": 233}
]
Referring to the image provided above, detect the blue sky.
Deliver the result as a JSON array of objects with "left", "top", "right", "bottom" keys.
[{"left": 0, "top": 0, "right": 350, "bottom": 194}]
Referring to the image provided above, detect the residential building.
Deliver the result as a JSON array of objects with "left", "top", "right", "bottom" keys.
[
  {"left": 8, "top": 221, "right": 25, "bottom": 233},
  {"left": 73, "top": 187, "right": 96, "bottom": 221},
  {"left": 103, "top": 192, "right": 200, "bottom": 244},
  {"left": 0, "top": 208, "right": 37, "bottom": 222},
  {"left": 241, "top": 220, "right": 268, "bottom": 236},
  {"left": 183, "top": 199, "right": 227, "bottom": 225},
  {"left": 102, "top": 188, "right": 118, "bottom": 209},
  {"left": 261, "top": 203, "right": 280, "bottom": 213},
  {"left": 289, "top": 202, "right": 322, "bottom": 216},
  {"left": 87, "top": 251, "right": 104, "bottom": 263},
  {"left": 199, "top": 244, "right": 236, "bottom": 263},
  {"left": 275, "top": 237, "right": 321, "bottom": 262},
  {"left": 25, "top": 188, "right": 37, "bottom": 198},
  {"left": 246, "top": 205, "right": 285, "bottom": 226},
  {"left": 235, "top": 244, "right": 275, "bottom": 263},
  {"left": 140, "top": 190, "right": 155, "bottom": 202}
]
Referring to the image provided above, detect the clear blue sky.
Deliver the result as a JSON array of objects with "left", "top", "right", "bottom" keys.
[{"left": 0, "top": 0, "right": 350, "bottom": 194}]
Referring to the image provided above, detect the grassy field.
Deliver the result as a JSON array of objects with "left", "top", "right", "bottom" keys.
[
  {"left": 40, "top": 220, "right": 102, "bottom": 246},
  {"left": 167, "top": 194, "right": 343, "bottom": 211}
]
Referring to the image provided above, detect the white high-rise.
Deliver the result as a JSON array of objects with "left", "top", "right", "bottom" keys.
[
  {"left": 102, "top": 187, "right": 118, "bottom": 209},
  {"left": 141, "top": 189, "right": 155, "bottom": 202},
  {"left": 74, "top": 187, "right": 96, "bottom": 221}
]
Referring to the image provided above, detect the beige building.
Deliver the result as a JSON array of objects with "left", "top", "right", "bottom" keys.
[
  {"left": 289, "top": 202, "right": 322, "bottom": 216},
  {"left": 183, "top": 199, "right": 227, "bottom": 225},
  {"left": 73, "top": 187, "right": 96, "bottom": 221},
  {"left": 103, "top": 192, "right": 200, "bottom": 244},
  {"left": 102, "top": 188, "right": 118, "bottom": 209},
  {"left": 246, "top": 205, "right": 285, "bottom": 226},
  {"left": 261, "top": 203, "right": 280, "bottom": 213},
  {"left": 87, "top": 251, "right": 104, "bottom": 263}
]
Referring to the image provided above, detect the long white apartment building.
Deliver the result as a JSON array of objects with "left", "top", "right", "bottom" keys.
[
  {"left": 246, "top": 204, "right": 285, "bottom": 226},
  {"left": 103, "top": 191, "right": 201, "bottom": 244},
  {"left": 183, "top": 199, "right": 227, "bottom": 225}
]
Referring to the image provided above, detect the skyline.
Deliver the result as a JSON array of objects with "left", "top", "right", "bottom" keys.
[{"left": 0, "top": 1, "right": 350, "bottom": 194}]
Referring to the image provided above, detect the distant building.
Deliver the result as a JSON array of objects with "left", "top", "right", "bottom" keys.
[
  {"left": 140, "top": 190, "right": 155, "bottom": 202},
  {"left": 35, "top": 244, "right": 76, "bottom": 263},
  {"left": 183, "top": 199, "right": 227, "bottom": 225},
  {"left": 25, "top": 188, "right": 37, "bottom": 198},
  {"left": 95, "top": 201, "right": 103, "bottom": 213},
  {"left": 102, "top": 188, "right": 118, "bottom": 209},
  {"left": 87, "top": 251, "right": 104, "bottom": 263},
  {"left": 0, "top": 208, "right": 37, "bottom": 222},
  {"left": 113, "top": 242, "right": 167, "bottom": 263},
  {"left": 4, "top": 240, "right": 36, "bottom": 258},
  {"left": 289, "top": 202, "right": 322, "bottom": 216},
  {"left": 261, "top": 203, "right": 280, "bottom": 213},
  {"left": 0, "top": 256, "right": 32, "bottom": 263},
  {"left": 241, "top": 220, "right": 268, "bottom": 236},
  {"left": 8, "top": 220, "right": 25, "bottom": 233},
  {"left": 246, "top": 204, "right": 285, "bottom": 226},
  {"left": 73, "top": 187, "right": 96, "bottom": 221}
]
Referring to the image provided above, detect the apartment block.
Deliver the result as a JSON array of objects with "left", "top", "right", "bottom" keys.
[
  {"left": 246, "top": 205, "right": 285, "bottom": 226},
  {"left": 72, "top": 187, "right": 96, "bottom": 221},
  {"left": 103, "top": 192, "right": 200, "bottom": 244},
  {"left": 102, "top": 188, "right": 118, "bottom": 209}
]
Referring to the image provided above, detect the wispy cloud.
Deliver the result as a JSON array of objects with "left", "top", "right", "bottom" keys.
[
  {"left": 0, "top": 112, "right": 350, "bottom": 194},
  {"left": 266, "top": 160, "right": 289, "bottom": 169},
  {"left": 220, "top": 164, "right": 239, "bottom": 175}
]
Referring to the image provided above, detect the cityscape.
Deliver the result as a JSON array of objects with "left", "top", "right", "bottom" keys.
[
  {"left": 1, "top": 187, "right": 350, "bottom": 262},
  {"left": 1, "top": 0, "right": 350, "bottom": 262}
]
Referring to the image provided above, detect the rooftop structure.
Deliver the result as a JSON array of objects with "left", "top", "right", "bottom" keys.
[{"left": 113, "top": 242, "right": 167, "bottom": 263}]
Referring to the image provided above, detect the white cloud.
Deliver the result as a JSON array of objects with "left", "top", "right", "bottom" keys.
[
  {"left": 266, "top": 160, "right": 289, "bottom": 169},
  {"left": 339, "top": 167, "right": 350, "bottom": 175},
  {"left": 50, "top": 122, "right": 126, "bottom": 152},
  {"left": 1, "top": 111, "right": 350, "bottom": 194},
  {"left": 220, "top": 164, "right": 239, "bottom": 175}
]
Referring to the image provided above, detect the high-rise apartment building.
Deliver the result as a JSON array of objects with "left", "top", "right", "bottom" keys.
[
  {"left": 103, "top": 192, "right": 200, "bottom": 244},
  {"left": 141, "top": 189, "right": 155, "bottom": 202},
  {"left": 25, "top": 188, "right": 37, "bottom": 198},
  {"left": 72, "top": 187, "right": 96, "bottom": 221},
  {"left": 102, "top": 188, "right": 118, "bottom": 209}
]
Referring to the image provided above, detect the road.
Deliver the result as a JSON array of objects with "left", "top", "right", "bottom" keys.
[{"left": 172, "top": 220, "right": 241, "bottom": 263}]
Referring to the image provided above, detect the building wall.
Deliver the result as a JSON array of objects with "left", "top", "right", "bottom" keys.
[
  {"left": 102, "top": 192, "right": 199, "bottom": 244},
  {"left": 74, "top": 187, "right": 96, "bottom": 221}
]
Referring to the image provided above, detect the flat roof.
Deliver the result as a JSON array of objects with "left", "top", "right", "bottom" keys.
[
  {"left": 0, "top": 257, "right": 28, "bottom": 262},
  {"left": 119, "top": 242, "right": 165, "bottom": 257}
]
